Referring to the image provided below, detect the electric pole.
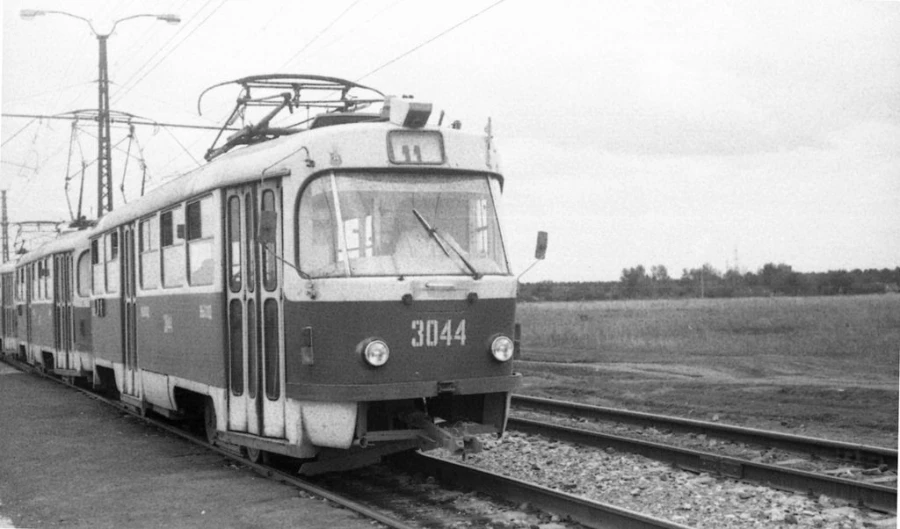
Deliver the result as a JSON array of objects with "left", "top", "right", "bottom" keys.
[
  {"left": 97, "top": 34, "right": 113, "bottom": 218},
  {"left": 20, "top": 9, "right": 180, "bottom": 218}
]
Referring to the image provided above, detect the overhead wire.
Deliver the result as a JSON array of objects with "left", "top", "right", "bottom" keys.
[
  {"left": 21, "top": 118, "right": 47, "bottom": 178},
  {"left": 119, "top": 125, "right": 137, "bottom": 204},
  {"left": 161, "top": 126, "right": 202, "bottom": 168},
  {"left": 15, "top": 140, "right": 70, "bottom": 215},
  {"left": 48, "top": 28, "right": 93, "bottom": 113},
  {"left": 309, "top": 0, "right": 411, "bottom": 58},
  {"left": 357, "top": 0, "right": 509, "bottom": 81},
  {"left": 64, "top": 122, "right": 80, "bottom": 220},
  {"left": 277, "top": 0, "right": 367, "bottom": 70},
  {"left": 108, "top": 0, "right": 218, "bottom": 104},
  {"left": 111, "top": 0, "right": 194, "bottom": 72},
  {"left": 0, "top": 160, "right": 37, "bottom": 171},
  {"left": 3, "top": 81, "right": 93, "bottom": 107},
  {"left": 112, "top": 0, "right": 227, "bottom": 106},
  {"left": 1, "top": 118, "right": 39, "bottom": 147},
  {"left": 2, "top": 112, "right": 239, "bottom": 132},
  {"left": 112, "top": 0, "right": 215, "bottom": 88},
  {"left": 256, "top": 0, "right": 289, "bottom": 34},
  {"left": 130, "top": 130, "right": 153, "bottom": 196}
]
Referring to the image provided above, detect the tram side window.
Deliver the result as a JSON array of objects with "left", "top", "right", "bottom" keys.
[
  {"left": 261, "top": 189, "right": 278, "bottom": 291},
  {"left": 34, "top": 262, "right": 41, "bottom": 300},
  {"left": 245, "top": 193, "right": 256, "bottom": 292},
  {"left": 77, "top": 250, "right": 91, "bottom": 297},
  {"left": 32, "top": 263, "right": 39, "bottom": 300},
  {"left": 31, "top": 263, "right": 38, "bottom": 300},
  {"left": 37, "top": 262, "right": 45, "bottom": 300},
  {"left": 91, "top": 239, "right": 103, "bottom": 295},
  {"left": 139, "top": 216, "right": 159, "bottom": 290},
  {"left": 43, "top": 257, "right": 53, "bottom": 300},
  {"left": 40, "top": 262, "right": 46, "bottom": 300},
  {"left": 105, "top": 231, "right": 119, "bottom": 294},
  {"left": 186, "top": 196, "right": 214, "bottom": 286},
  {"left": 161, "top": 207, "right": 185, "bottom": 288},
  {"left": 40, "top": 261, "right": 45, "bottom": 300},
  {"left": 227, "top": 196, "right": 242, "bottom": 292}
]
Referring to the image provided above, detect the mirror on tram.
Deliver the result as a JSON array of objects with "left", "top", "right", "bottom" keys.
[
  {"left": 518, "top": 231, "right": 548, "bottom": 281},
  {"left": 535, "top": 231, "right": 548, "bottom": 260}
]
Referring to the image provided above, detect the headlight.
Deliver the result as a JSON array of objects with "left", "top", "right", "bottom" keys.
[
  {"left": 361, "top": 339, "right": 390, "bottom": 367},
  {"left": 490, "top": 335, "right": 514, "bottom": 362}
]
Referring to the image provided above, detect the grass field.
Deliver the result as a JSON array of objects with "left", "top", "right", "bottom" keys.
[{"left": 513, "top": 295, "right": 900, "bottom": 447}]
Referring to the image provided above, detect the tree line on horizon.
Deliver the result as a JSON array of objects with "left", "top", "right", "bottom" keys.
[{"left": 518, "top": 263, "right": 900, "bottom": 302}]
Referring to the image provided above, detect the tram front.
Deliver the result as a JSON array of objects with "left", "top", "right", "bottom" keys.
[{"left": 282, "top": 122, "right": 521, "bottom": 470}]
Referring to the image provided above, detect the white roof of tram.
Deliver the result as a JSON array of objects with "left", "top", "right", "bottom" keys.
[
  {"left": 15, "top": 229, "right": 94, "bottom": 266},
  {"left": 92, "top": 121, "right": 500, "bottom": 234}
]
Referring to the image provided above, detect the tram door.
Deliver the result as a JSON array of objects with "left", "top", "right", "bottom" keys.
[
  {"left": 53, "top": 252, "right": 74, "bottom": 370},
  {"left": 121, "top": 225, "right": 139, "bottom": 397},
  {"left": 225, "top": 181, "right": 286, "bottom": 438}
]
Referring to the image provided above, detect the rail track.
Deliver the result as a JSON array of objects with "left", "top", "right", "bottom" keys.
[
  {"left": 510, "top": 395, "right": 897, "bottom": 513},
  {"left": 1, "top": 356, "right": 690, "bottom": 529},
  {"left": 512, "top": 395, "right": 897, "bottom": 469}
]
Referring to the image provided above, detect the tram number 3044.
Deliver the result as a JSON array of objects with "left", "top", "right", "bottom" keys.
[{"left": 411, "top": 319, "right": 466, "bottom": 347}]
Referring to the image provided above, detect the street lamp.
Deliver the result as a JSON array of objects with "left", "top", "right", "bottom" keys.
[{"left": 20, "top": 9, "right": 180, "bottom": 218}]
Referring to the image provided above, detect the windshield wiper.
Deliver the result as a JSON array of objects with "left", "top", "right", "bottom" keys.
[{"left": 412, "top": 208, "right": 482, "bottom": 279}]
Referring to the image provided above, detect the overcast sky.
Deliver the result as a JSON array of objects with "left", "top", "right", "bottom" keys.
[{"left": 2, "top": 0, "right": 898, "bottom": 282}]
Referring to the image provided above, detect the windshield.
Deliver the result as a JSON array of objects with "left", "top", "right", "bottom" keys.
[{"left": 297, "top": 172, "right": 509, "bottom": 277}]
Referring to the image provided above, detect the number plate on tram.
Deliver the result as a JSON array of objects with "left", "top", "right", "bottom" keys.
[
  {"left": 411, "top": 318, "right": 466, "bottom": 347},
  {"left": 388, "top": 130, "right": 445, "bottom": 164}
]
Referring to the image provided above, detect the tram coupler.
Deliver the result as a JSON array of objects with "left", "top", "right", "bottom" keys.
[{"left": 404, "top": 412, "right": 491, "bottom": 456}]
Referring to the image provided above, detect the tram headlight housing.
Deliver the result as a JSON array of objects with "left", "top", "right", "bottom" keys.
[
  {"left": 360, "top": 339, "right": 390, "bottom": 367},
  {"left": 489, "top": 335, "right": 514, "bottom": 362}
]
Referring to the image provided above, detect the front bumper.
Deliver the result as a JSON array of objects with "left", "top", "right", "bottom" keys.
[{"left": 287, "top": 372, "right": 521, "bottom": 401}]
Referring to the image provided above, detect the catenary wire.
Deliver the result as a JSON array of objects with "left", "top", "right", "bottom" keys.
[
  {"left": 308, "top": 0, "right": 411, "bottom": 58},
  {"left": 277, "top": 0, "right": 366, "bottom": 70},
  {"left": 356, "top": 0, "right": 508, "bottom": 81},
  {"left": 1, "top": 118, "right": 39, "bottom": 147},
  {"left": 111, "top": 0, "right": 224, "bottom": 106}
]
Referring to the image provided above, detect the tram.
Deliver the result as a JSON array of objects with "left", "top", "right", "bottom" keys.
[{"left": 1, "top": 74, "right": 546, "bottom": 474}]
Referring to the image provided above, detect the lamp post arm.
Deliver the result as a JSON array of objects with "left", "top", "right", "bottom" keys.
[
  {"left": 108, "top": 13, "right": 179, "bottom": 36},
  {"left": 21, "top": 9, "right": 99, "bottom": 34},
  {"left": 20, "top": 10, "right": 180, "bottom": 36}
]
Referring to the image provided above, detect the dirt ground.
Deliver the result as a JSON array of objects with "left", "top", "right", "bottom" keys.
[
  {"left": 515, "top": 358, "right": 899, "bottom": 448},
  {"left": 0, "top": 366, "right": 378, "bottom": 529}
]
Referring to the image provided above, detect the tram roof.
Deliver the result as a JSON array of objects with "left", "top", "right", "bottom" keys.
[
  {"left": 15, "top": 229, "right": 94, "bottom": 266},
  {"left": 93, "top": 121, "right": 498, "bottom": 234}
]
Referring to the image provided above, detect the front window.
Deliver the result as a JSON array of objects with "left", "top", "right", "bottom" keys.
[{"left": 297, "top": 172, "right": 508, "bottom": 278}]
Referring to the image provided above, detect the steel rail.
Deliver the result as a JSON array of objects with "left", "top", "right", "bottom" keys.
[
  {"left": 393, "top": 452, "right": 692, "bottom": 529},
  {"left": 512, "top": 395, "right": 897, "bottom": 470},
  {"left": 508, "top": 417, "right": 897, "bottom": 513},
  {"left": 0, "top": 356, "right": 416, "bottom": 529}
]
